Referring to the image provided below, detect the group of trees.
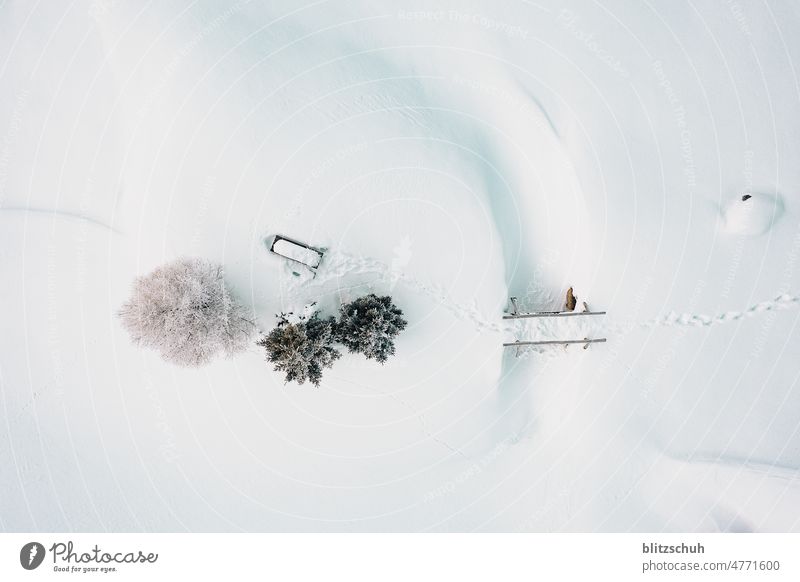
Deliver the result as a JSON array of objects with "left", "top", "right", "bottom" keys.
[
  {"left": 261, "top": 294, "right": 408, "bottom": 386},
  {"left": 119, "top": 258, "right": 407, "bottom": 386}
]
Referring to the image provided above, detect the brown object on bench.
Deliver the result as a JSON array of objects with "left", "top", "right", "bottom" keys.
[{"left": 565, "top": 287, "right": 577, "bottom": 311}]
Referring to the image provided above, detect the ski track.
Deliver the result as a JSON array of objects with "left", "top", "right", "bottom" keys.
[
  {"left": 0, "top": 206, "right": 120, "bottom": 233},
  {"left": 289, "top": 251, "right": 800, "bottom": 338},
  {"left": 680, "top": 453, "right": 800, "bottom": 482}
]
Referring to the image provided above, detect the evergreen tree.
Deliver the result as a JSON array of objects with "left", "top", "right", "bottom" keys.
[
  {"left": 336, "top": 294, "right": 407, "bottom": 363},
  {"left": 259, "top": 312, "right": 340, "bottom": 386}
]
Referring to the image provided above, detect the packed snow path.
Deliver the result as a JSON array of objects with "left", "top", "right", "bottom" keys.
[
  {"left": 637, "top": 294, "right": 800, "bottom": 329},
  {"left": 291, "top": 250, "right": 800, "bottom": 339}
]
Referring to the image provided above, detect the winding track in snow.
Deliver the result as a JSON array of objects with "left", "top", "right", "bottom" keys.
[
  {"left": 290, "top": 250, "right": 507, "bottom": 333},
  {"left": 0, "top": 206, "right": 119, "bottom": 233},
  {"left": 638, "top": 294, "right": 800, "bottom": 328},
  {"left": 299, "top": 251, "right": 800, "bottom": 337},
  {"left": 679, "top": 453, "right": 800, "bottom": 481}
]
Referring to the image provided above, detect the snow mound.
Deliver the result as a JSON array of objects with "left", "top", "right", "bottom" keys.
[{"left": 721, "top": 192, "right": 783, "bottom": 236}]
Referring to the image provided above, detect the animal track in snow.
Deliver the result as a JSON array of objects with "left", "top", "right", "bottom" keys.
[
  {"left": 641, "top": 294, "right": 799, "bottom": 329},
  {"left": 291, "top": 250, "right": 508, "bottom": 333},
  {"left": 287, "top": 251, "right": 800, "bottom": 343}
]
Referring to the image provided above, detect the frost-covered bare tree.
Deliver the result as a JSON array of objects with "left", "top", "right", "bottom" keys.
[
  {"left": 336, "top": 294, "right": 407, "bottom": 363},
  {"left": 118, "top": 258, "right": 255, "bottom": 366},
  {"left": 259, "top": 311, "right": 340, "bottom": 386}
]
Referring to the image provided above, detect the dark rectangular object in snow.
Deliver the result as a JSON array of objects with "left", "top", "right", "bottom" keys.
[{"left": 268, "top": 234, "right": 324, "bottom": 269}]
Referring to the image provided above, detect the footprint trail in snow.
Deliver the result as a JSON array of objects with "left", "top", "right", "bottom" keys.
[
  {"left": 286, "top": 251, "right": 800, "bottom": 345},
  {"left": 286, "top": 250, "right": 506, "bottom": 333}
]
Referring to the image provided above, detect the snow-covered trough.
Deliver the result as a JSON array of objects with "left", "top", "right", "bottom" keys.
[{"left": 269, "top": 234, "right": 324, "bottom": 272}]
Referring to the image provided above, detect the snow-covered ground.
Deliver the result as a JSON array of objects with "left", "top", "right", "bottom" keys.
[{"left": 2, "top": 0, "right": 800, "bottom": 532}]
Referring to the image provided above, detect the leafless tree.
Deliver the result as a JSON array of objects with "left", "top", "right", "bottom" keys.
[{"left": 118, "top": 257, "right": 255, "bottom": 366}]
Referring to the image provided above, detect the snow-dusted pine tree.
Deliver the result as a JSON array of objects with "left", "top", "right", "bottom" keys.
[
  {"left": 118, "top": 258, "right": 255, "bottom": 366},
  {"left": 259, "top": 312, "right": 341, "bottom": 386},
  {"left": 336, "top": 294, "right": 407, "bottom": 363}
]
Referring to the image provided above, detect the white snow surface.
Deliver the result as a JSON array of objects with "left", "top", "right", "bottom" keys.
[{"left": 2, "top": 0, "right": 800, "bottom": 532}]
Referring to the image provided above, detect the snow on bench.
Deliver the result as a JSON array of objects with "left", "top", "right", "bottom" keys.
[{"left": 270, "top": 235, "right": 323, "bottom": 269}]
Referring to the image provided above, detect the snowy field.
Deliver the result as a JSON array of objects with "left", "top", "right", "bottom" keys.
[{"left": 2, "top": 0, "right": 800, "bottom": 532}]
